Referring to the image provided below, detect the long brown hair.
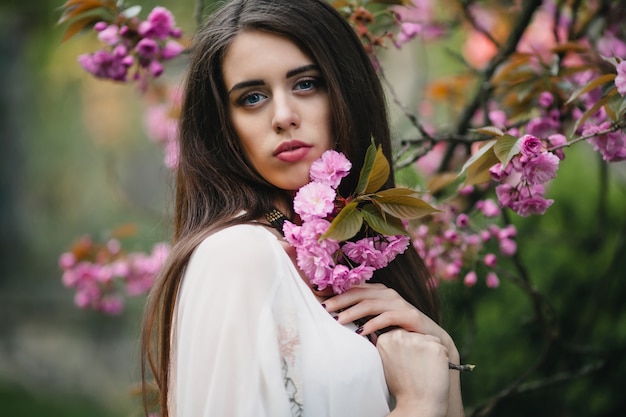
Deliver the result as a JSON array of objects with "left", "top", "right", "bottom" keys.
[{"left": 141, "top": 0, "right": 440, "bottom": 415}]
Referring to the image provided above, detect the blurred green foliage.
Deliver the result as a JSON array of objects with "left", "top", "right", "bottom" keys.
[{"left": 441, "top": 146, "right": 626, "bottom": 416}]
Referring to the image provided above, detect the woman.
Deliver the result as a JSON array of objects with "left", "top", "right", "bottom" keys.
[{"left": 141, "top": 0, "right": 464, "bottom": 416}]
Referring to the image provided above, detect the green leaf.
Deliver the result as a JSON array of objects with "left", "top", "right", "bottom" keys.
[
  {"left": 321, "top": 202, "right": 363, "bottom": 241},
  {"left": 375, "top": 195, "right": 441, "bottom": 219},
  {"left": 471, "top": 126, "right": 505, "bottom": 137},
  {"left": 426, "top": 172, "right": 459, "bottom": 194},
  {"left": 374, "top": 187, "right": 421, "bottom": 197},
  {"left": 493, "top": 134, "right": 520, "bottom": 168},
  {"left": 355, "top": 141, "right": 377, "bottom": 195},
  {"left": 458, "top": 141, "right": 499, "bottom": 185},
  {"left": 356, "top": 142, "right": 391, "bottom": 195},
  {"left": 361, "top": 205, "right": 408, "bottom": 236},
  {"left": 121, "top": 5, "right": 141, "bottom": 18},
  {"left": 565, "top": 73, "right": 616, "bottom": 105},
  {"left": 611, "top": 95, "right": 626, "bottom": 119},
  {"left": 571, "top": 92, "right": 614, "bottom": 135},
  {"left": 364, "top": 146, "right": 390, "bottom": 194}
]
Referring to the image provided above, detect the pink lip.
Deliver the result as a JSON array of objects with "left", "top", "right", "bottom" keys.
[{"left": 273, "top": 140, "right": 313, "bottom": 163}]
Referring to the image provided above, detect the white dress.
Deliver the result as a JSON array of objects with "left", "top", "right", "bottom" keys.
[{"left": 172, "top": 224, "right": 391, "bottom": 416}]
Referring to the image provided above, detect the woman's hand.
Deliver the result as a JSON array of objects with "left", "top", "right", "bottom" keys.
[
  {"left": 377, "top": 329, "right": 450, "bottom": 417},
  {"left": 323, "top": 284, "right": 453, "bottom": 349},
  {"left": 323, "top": 283, "right": 465, "bottom": 417}
]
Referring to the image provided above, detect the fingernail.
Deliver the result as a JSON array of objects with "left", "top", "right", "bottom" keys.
[
  {"left": 355, "top": 326, "right": 364, "bottom": 334},
  {"left": 321, "top": 303, "right": 326, "bottom": 309},
  {"left": 334, "top": 315, "right": 339, "bottom": 321}
]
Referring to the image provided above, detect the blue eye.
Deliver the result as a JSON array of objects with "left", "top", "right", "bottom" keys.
[
  {"left": 242, "top": 93, "right": 264, "bottom": 106},
  {"left": 295, "top": 79, "right": 316, "bottom": 91}
]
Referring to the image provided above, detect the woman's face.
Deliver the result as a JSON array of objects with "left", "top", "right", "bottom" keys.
[{"left": 222, "top": 30, "right": 333, "bottom": 191}]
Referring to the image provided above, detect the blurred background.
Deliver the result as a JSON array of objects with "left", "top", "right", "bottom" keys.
[
  {"left": 1, "top": 0, "right": 625, "bottom": 416},
  {"left": 1, "top": 0, "right": 187, "bottom": 415}
]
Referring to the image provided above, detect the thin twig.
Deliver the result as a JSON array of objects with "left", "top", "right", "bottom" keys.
[
  {"left": 378, "top": 65, "right": 433, "bottom": 140},
  {"left": 459, "top": 0, "right": 500, "bottom": 48},
  {"left": 440, "top": 0, "right": 543, "bottom": 172},
  {"left": 549, "top": 118, "right": 626, "bottom": 151},
  {"left": 195, "top": 0, "right": 205, "bottom": 28}
]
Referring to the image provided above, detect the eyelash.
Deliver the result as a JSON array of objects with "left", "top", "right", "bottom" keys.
[
  {"left": 294, "top": 77, "right": 319, "bottom": 91},
  {"left": 236, "top": 77, "right": 322, "bottom": 107}
]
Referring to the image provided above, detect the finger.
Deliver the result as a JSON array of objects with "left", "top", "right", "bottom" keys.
[
  {"left": 311, "top": 285, "right": 335, "bottom": 298},
  {"left": 323, "top": 284, "right": 399, "bottom": 312},
  {"left": 335, "top": 297, "right": 410, "bottom": 325},
  {"left": 355, "top": 309, "right": 419, "bottom": 337}
]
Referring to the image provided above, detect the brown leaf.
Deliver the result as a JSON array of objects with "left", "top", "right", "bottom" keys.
[
  {"left": 61, "top": 16, "right": 100, "bottom": 42},
  {"left": 58, "top": 0, "right": 111, "bottom": 24},
  {"left": 426, "top": 172, "right": 458, "bottom": 194}
]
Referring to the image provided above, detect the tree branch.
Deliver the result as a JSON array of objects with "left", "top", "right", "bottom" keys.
[{"left": 439, "top": 0, "right": 544, "bottom": 172}]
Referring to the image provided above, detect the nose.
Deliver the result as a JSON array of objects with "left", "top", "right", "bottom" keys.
[{"left": 272, "top": 93, "right": 300, "bottom": 133}]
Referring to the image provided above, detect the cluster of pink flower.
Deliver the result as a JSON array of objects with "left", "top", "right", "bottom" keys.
[
  {"left": 283, "top": 150, "right": 411, "bottom": 294},
  {"left": 143, "top": 88, "right": 182, "bottom": 170},
  {"left": 78, "top": 6, "right": 183, "bottom": 88},
  {"left": 490, "top": 134, "right": 561, "bottom": 217},
  {"left": 391, "top": 0, "right": 446, "bottom": 47},
  {"left": 412, "top": 195, "right": 516, "bottom": 288},
  {"left": 59, "top": 236, "right": 170, "bottom": 314},
  {"left": 573, "top": 66, "right": 626, "bottom": 163}
]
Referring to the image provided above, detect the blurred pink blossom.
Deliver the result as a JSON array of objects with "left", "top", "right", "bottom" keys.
[{"left": 615, "top": 61, "right": 626, "bottom": 96}]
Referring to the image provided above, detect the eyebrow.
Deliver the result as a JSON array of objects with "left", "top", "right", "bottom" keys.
[{"left": 227, "top": 64, "right": 320, "bottom": 95}]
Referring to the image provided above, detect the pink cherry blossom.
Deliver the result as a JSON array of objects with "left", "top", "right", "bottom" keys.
[
  {"left": 293, "top": 182, "right": 336, "bottom": 221},
  {"left": 343, "top": 238, "right": 386, "bottom": 269},
  {"left": 526, "top": 116, "right": 560, "bottom": 138},
  {"left": 78, "top": 51, "right": 131, "bottom": 82},
  {"left": 513, "top": 195, "right": 554, "bottom": 217},
  {"left": 598, "top": 31, "right": 626, "bottom": 59},
  {"left": 484, "top": 253, "right": 497, "bottom": 268},
  {"left": 161, "top": 40, "right": 184, "bottom": 60},
  {"left": 97, "top": 24, "right": 119, "bottom": 45},
  {"left": 583, "top": 122, "right": 626, "bottom": 162},
  {"left": 59, "top": 252, "right": 76, "bottom": 270},
  {"left": 60, "top": 237, "right": 171, "bottom": 314},
  {"left": 522, "top": 152, "right": 560, "bottom": 185},
  {"left": 164, "top": 139, "right": 180, "bottom": 170},
  {"left": 94, "top": 21, "right": 108, "bottom": 32},
  {"left": 489, "top": 162, "right": 510, "bottom": 182},
  {"left": 380, "top": 235, "right": 411, "bottom": 262},
  {"left": 100, "top": 296, "right": 124, "bottom": 315},
  {"left": 309, "top": 150, "right": 352, "bottom": 189},
  {"left": 139, "top": 6, "right": 178, "bottom": 40},
  {"left": 519, "top": 134, "right": 543, "bottom": 157},
  {"left": 442, "top": 261, "right": 461, "bottom": 280},
  {"left": 486, "top": 272, "right": 500, "bottom": 288},
  {"left": 499, "top": 238, "right": 517, "bottom": 256},
  {"left": 476, "top": 199, "right": 501, "bottom": 217},
  {"left": 615, "top": 61, "right": 626, "bottom": 97},
  {"left": 148, "top": 60, "right": 164, "bottom": 77},
  {"left": 464, "top": 271, "right": 477, "bottom": 287},
  {"left": 136, "top": 38, "right": 159, "bottom": 59},
  {"left": 547, "top": 134, "right": 567, "bottom": 160},
  {"left": 495, "top": 184, "right": 516, "bottom": 208},
  {"left": 456, "top": 213, "right": 469, "bottom": 228},
  {"left": 538, "top": 92, "right": 554, "bottom": 108}
]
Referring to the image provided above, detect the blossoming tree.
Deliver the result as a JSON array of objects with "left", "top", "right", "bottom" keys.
[{"left": 57, "top": 0, "right": 626, "bottom": 415}]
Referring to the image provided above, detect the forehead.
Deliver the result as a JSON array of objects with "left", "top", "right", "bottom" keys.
[{"left": 222, "top": 31, "right": 315, "bottom": 87}]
